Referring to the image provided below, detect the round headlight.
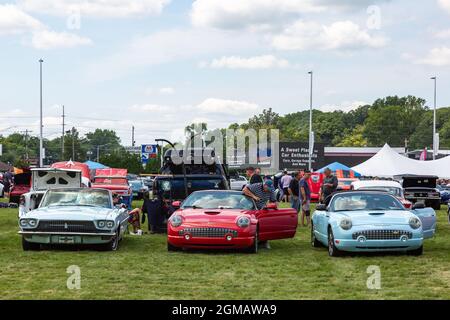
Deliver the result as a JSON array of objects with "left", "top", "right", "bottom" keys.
[
  {"left": 409, "top": 217, "right": 421, "bottom": 229},
  {"left": 170, "top": 215, "right": 183, "bottom": 227},
  {"left": 20, "top": 219, "right": 28, "bottom": 227},
  {"left": 236, "top": 216, "right": 250, "bottom": 228},
  {"left": 339, "top": 218, "right": 352, "bottom": 230},
  {"left": 98, "top": 221, "right": 106, "bottom": 228},
  {"left": 28, "top": 219, "right": 37, "bottom": 227},
  {"left": 106, "top": 221, "right": 114, "bottom": 229}
]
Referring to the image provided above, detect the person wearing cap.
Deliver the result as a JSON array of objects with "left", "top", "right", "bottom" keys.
[
  {"left": 243, "top": 179, "right": 277, "bottom": 249},
  {"left": 243, "top": 179, "right": 277, "bottom": 210}
]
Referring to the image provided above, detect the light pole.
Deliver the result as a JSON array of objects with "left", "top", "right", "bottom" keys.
[
  {"left": 308, "top": 71, "right": 313, "bottom": 171},
  {"left": 431, "top": 76, "right": 437, "bottom": 160},
  {"left": 39, "top": 59, "right": 44, "bottom": 167}
]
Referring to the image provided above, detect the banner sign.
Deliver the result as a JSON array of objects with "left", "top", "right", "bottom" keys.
[{"left": 279, "top": 142, "right": 325, "bottom": 171}]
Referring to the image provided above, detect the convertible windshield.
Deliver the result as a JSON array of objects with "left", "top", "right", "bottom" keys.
[
  {"left": 358, "top": 186, "right": 403, "bottom": 197},
  {"left": 40, "top": 189, "right": 112, "bottom": 208},
  {"left": 330, "top": 193, "right": 404, "bottom": 212},
  {"left": 182, "top": 191, "right": 255, "bottom": 210}
]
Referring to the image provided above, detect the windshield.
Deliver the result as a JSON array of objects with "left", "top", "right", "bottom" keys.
[
  {"left": 182, "top": 191, "right": 255, "bottom": 210},
  {"left": 40, "top": 189, "right": 112, "bottom": 208},
  {"left": 358, "top": 186, "right": 403, "bottom": 197},
  {"left": 94, "top": 177, "right": 128, "bottom": 185},
  {"left": 330, "top": 193, "right": 404, "bottom": 212},
  {"left": 129, "top": 180, "right": 143, "bottom": 188}
]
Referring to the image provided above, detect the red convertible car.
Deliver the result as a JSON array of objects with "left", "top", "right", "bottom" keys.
[{"left": 167, "top": 190, "right": 298, "bottom": 253}]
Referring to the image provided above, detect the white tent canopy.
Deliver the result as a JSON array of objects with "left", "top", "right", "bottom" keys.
[{"left": 352, "top": 144, "right": 450, "bottom": 178}]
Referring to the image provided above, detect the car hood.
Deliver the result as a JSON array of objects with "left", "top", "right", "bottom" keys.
[
  {"left": 23, "top": 205, "right": 116, "bottom": 220},
  {"left": 177, "top": 208, "right": 251, "bottom": 225},
  {"left": 334, "top": 210, "right": 413, "bottom": 226}
]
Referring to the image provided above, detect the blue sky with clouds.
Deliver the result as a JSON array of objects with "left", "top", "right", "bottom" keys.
[{"left": 1, "top": 0, "right": 449, "bottom": 145}]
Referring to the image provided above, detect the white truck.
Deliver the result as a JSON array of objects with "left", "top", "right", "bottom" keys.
[{"left": 19, "top": 168, "right": 83, "bottom": 216}]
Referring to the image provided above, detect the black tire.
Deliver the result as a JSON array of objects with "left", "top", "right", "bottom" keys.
[
  {"left": 311, "top": 223, "right": 321, "bottom": 248},
  {"left": 245, "top": 231, "right": 259, "bottom": 254},
  {"left": 447, "top": 211, "right": 450, "bottom": 224},
  {"left": 327, "top": 227, "right": 341, "bottom": 257},
  {"left": 432, "top": 201, "right": 441, "bottom": 211},
  {"left": 98, "top": 229, "right": 119, "bottom": 251},
  {"left": 407, "top": 245, "right": 423, "bottom": 256},
  {"left": 167, "top": 242, "right": 182, "bottom": 252},
  {"left": 22, "top": 237, "right": 40, "bottom": 251}
]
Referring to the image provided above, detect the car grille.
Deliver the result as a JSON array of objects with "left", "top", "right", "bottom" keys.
[
  {"left": 35, "top": 220, "right": 104, "bottom": 233},
  {"left": 179, "top": 227, "right": 238, "bottom": 238},
  {"left": 352, "top": 230, "right": 413, "bottom": 240}
]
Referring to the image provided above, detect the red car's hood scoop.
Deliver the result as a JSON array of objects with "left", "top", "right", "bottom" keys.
[{"left": 203, "top": 210, "right": 221, "bottom": 215}]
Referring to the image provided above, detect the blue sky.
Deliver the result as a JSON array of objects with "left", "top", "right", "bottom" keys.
[{"left": 1, "top": 0, "right": 450, "bottom": 145}]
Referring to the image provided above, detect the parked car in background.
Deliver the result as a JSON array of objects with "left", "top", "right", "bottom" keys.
[
  {"left": 436, "top": 184, "right": 450, "bottom": 204},
  {"left": 92, "top": 168, "right": 132, "bottom": 209},
  {"left": 398, "top": 175, "right": 441, "bottom": 210},
  {"left": 142, "top": 177, "right": 154, "bottom": 190},
  {"left": 9, "top": 169, "right": 31, "bottom": 204},
  {"left": 167, "top": 190, "right": 298, "bottom": 253},
  {"left": 19, "top": 168, "right": 83, "bottom": 215},
  {"left": 337, "top": 178, "right": 359, "bottom": 191},
  {"left": 351, "top": 180, "right": 412, "bottom": 209},
  {"left": 19, "top": 188, "right": 129, "bottom": 251},
  {"left": 129, "top": 179, "right": 148, "bottom": 200},
  {"left": 311, "top": 191, "right": 436, "bottom": 256},
  {"left": 51, "top": 161, "right": 91, "bottom": 187},
  {"left": 230, "top": 176, "right": 248, "bottom": 191}
]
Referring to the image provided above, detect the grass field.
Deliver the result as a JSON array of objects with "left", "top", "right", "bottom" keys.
[{"left": 0, "top": 199, "right": 449, "bottom": 300}]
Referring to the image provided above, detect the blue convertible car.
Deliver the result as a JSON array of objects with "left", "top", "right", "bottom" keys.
[{"left": 311, "top": 191, "right": 436, "bottom": 256}]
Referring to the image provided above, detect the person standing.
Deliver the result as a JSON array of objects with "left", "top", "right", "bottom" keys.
[
  {"left": 288, "top": 171, "right": 301, "bottom": 212},
  {"left": 280, "top": 171, "right": 293, "bottom": 202},
  {"left": 300, "top": 170, "right": 312, "bottom": 227},
  {"left": 319, "top": 168, "right": 338, "bottom": 203},
  {"left": 3, "top": 168, "right": 14, "bottom": 199},
  {"left": 246, "top": 166, "right": 263, "bottom": 184}
]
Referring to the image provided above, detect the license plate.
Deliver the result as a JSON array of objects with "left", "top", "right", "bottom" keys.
[{"left": 59, "top": 236, "right": 75, "bottom": 244}]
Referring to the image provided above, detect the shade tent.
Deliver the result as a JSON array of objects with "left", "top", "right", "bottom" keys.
[
  {"left": 352, "top": 144, "right": 450, "bottom": 178},
  {"left": 317, "top": 162, "right": 361, "bottom": 177},
  {"left": 84, "top": 161, "right": 109, "bottom": 170}
]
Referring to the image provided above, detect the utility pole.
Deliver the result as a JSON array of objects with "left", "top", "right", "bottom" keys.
[
  {"left": 20, "top": 130, "right": 32, "bottom": 160},
  {"left": 72, "top": 127, "right": 75, "bottom": 160},
  {"left": 39, "top": 59, "right": 44, "bottom": 167},
  {"left": 97, "top": 145, "right": 100, "bottom": 162},
  {"left": 308, "top": 71, "right": 313, "bottom": 171},
  {"left": 132, "top": 126, "right": 135, "bottom": 147},
  {"left": 61, "top": 105, "right": 65, "bottom": 160},
  {"left": 431, "top": 76, "right": 437, "bottom": 160}
]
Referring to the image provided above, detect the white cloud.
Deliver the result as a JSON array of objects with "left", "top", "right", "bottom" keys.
[
  {"left": 318, "top": 101, "right": 368, "bottom": 113},
  {"left": 271, "top": 20, "right": 387, "bottom": 51},
  {"left": 191, "top": 0, "right": 386, "bottom": 30},
  {"left": 18, "top": 0, "right": 171, "bottom": 18},
  {"left": 438, "top": 0, "right": 450, "bottom": 14},
  {"left": 129, "top": 104, "right": 171, "bottom": 112},
  {"left": 433, "top": 28, "right": 450, "bottom": 39},
  {"left": 205, "top": 55, "right": 290, "bottom": 69},
  {"left": 159, "top": 87, "right": 175, "bottom": 95},
  {"left": 0, "top": 4, "right": 43, "bottom": 35},
  {"left": 196, "top": 98, "right": 260, "bottom": 115},
  {"left": 416, "top": 47, "right": 450, "bottom": 66},
  {"left": 31, "top": 30, "right": 92, "bottom": 49}
]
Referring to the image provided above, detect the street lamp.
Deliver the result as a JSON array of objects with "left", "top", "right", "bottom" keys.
[
  {"left": 308, "top": 71, "right": 313, "bottom": 171},
  {"left": 39, "top": 59, "right": 44, "bottom": 167},
  {"left": 431, "top": 76, "right": 437, "bottom": 160}
]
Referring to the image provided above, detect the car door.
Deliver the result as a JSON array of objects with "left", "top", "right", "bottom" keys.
[
  {"left": 256, "top": 206, "right": 298, "bottom": 241},
  {"left": 313, "top": 209, "right": 327, "bottom": 243},
  {"left": 412, "top": 207, "right": 436, "bottom": 239}
]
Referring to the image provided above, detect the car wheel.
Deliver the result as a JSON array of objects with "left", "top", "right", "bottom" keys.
[
  {"left": 432, "top": 201, "right": 441, "bottom": 211},
  {"left": 448, "top": 211, "right": 450, "bottom": 224},
  {"left": 327, "top": 227, "right": 341, "bottom": 257},
  {"left": 167, "top": 242, "right": 182, "bottom": 252},
  {"left": 22, "top": 237, "right": 40, "bottom": 251},
  {"left": 245, "top": 231, "right": 259, "bottom": 254},
  {"left": 407, "top": 245, "right": 423, "bottom": 256},
  {"left": 311, "top": 223, "right": 321, "bottom": 248},
  {"left": 99, "top": 229, "right": 120, "bottom": 251}
]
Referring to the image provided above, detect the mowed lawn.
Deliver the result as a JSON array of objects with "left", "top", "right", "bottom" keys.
[{"left": 0, "top": 200, "right": 449, "bottom": 300}]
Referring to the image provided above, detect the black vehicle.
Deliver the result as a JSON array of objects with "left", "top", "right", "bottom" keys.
[{"left": 398, "top": 175, "right": 441, "bottom": 210}]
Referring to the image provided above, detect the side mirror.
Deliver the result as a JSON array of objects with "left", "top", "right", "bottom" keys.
[
  {"left": 316, "top": 204, "right": 327, "bottom": 211},
  {"left": 412, "top": 202, "right": 426, "bottom": 210},
  {"left": 265, "top": 202, "right": 278, "bottom": 210},
  {"left": 172, "top": 201, "right": 181, "bottom": 208}
]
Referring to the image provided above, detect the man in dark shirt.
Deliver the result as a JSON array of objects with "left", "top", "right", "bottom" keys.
[
  {"left": 319, "top": 168, "right": 338, "bottom": 203},
  {"left": 246, "top": 166, "right": 263, "bottom": 184},
  {"left": 300, "top": 170, "right": 312, "bottom": 227},
  {"left": 288, "top": 171, "right": 301, "bottom": 212}
]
